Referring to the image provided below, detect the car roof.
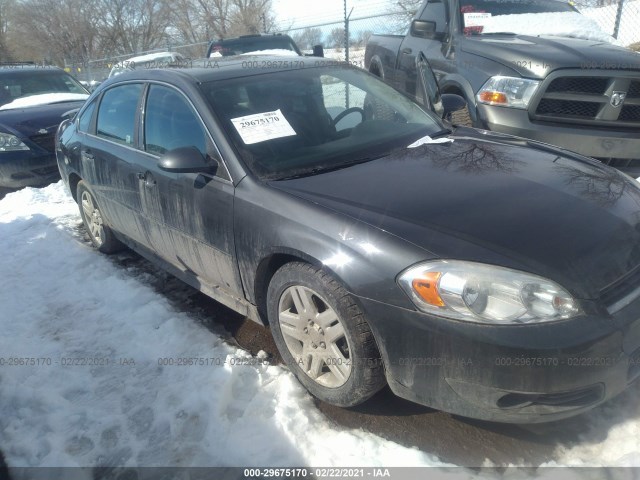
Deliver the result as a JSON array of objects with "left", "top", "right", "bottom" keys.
[
  {"left": 102, "top": 55, "right": 348, "bottom": 85},
  {"left": 0, "top": 65, "right": 65, "bottom": 74}
]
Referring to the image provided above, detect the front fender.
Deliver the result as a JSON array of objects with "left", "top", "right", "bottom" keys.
[{"left": 233, "top": 176, "right": 432, "bottom": 311}]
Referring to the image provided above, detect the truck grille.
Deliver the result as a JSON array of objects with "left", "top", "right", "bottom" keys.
[
  {"left": 29, "top": 133, "right": 55, "bottom": 153},
  {"left": 531, "top": 72, "right": 640, "bottom": 128}
]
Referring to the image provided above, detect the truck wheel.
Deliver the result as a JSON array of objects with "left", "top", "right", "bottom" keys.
[
  {"left": 267, "top": 262, "right": 386, "bottom": 407},
  {"left": 363, "top": 93, "right": 396, "bottom": 122},
  {"left": 77, "top": 181, "right": 123, "bottom": 254},
  {"left": 449, "top": 103, "right": 473, "bottom": 127}
]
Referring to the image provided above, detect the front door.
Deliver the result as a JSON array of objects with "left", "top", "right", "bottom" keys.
[{"left": 139, "top": 83, "right": 241, "bottom": 294}]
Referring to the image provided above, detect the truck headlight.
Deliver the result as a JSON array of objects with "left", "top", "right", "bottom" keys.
[
  {"left": 398, "top": 260, "right": 580, "bottom": 324},
  {"left": 477, "top": 76, "right": 540, "bottom": 109},
  {"left": 0, "top": 133, "right": 29, "bottom": 152}
]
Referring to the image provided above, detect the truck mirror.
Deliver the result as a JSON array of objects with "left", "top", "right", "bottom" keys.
[
  {"left": 441, "top": 94, "right": 467, "bottom": 118},
  {"left": 312, "top": 45, "right": 324, "bottom": 57},
  {"left": 411, "top": 20, "right": 446, "bottom": 40}
]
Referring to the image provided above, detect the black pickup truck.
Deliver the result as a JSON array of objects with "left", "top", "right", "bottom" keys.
[{"left": 365, "top": 0, "right": 640, "bottom": 175}]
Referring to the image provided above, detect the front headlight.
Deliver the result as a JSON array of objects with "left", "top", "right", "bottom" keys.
[
  {"left": 477, "top": 76, "right": 540, "bottom": 109},
  {"left": 398, "top": 260, "right": 580, "bottom": 324},
  {"left": 0, "top": 133, "right": 29, "bottom": 152}
]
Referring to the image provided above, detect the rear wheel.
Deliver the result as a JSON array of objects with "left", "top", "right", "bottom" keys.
[
  {"left": 267, "top": 262, "right": 386, "bottom": 407},
  {"left": 77, "top": 181, "right": 123, "bottom": 254}
]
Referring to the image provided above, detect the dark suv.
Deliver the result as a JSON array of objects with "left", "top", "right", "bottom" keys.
[{"left": 0, "top": 65, "right": 88, "bottom": 188}]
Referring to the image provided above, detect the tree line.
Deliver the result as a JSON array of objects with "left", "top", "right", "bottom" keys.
[{"left": 0, "top": 0, "right": 275, "bottom": 65}]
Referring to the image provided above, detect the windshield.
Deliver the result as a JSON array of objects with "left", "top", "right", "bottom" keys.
[
  {"left": 202, "top": 67, "right": 443, "bottom": 180},
  {"left": 0, "top": 69, "right": 87, "bottom": 107},
  {"left": 460, "top": 0, "right": 577, "bottom": 34}
]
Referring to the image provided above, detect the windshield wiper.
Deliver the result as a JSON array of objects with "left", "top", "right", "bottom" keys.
[
  {"left": 481, "top": 32, "right": 517, "bottom": 35},
  {"left": 429, "top": 128, "right": 452, "bottom": 138},
  {"left": 274, "top": 154, "right": 389, "bottom": 181}
]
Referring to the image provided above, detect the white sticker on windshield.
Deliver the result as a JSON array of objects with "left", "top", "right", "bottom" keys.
[
  {"left": 407, "top": 135, "right": 453, "bottom": 148},
  {"left": 230, "top": 109, "right": 297, "bottom": 145},
  {"left": 464, "top": 12, "right": 492, "bottom": 27}
]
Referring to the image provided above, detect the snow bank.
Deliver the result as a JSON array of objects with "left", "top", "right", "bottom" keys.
[
  {"left": 0, "top": 183, "right": 446, "bottom": 469},
  {"left": 545, "top": 383, "right": 640, "bottom": 466},
  {"left": 0, "top": 93, "right": 89, "bottom": 110},
  {"left": 482, "top": 12, "right": 617, "bottom": 44}
]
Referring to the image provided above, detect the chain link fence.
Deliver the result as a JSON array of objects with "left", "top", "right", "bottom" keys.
[{"left": 65, "top": 0, "right": 640, "bottom": 84}]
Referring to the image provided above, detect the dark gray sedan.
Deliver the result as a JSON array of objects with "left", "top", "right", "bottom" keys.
[{"left": 57, "top": 57, "right": 640, "bottom": 423}]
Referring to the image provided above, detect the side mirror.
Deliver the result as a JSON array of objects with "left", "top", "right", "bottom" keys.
[
  {"left": 411, "top": 20, "right": 445, "bottom": 40},
  {"left": 441, "top": 94, "right": 468, "bottom": 118},
  {"left": 312, "top": 45, "right": 324, "bottom": 57},
  {"left": 158, "top": 146, "right": 218, "bottom": 174}
]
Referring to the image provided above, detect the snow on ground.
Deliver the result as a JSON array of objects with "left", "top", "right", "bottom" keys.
[
  {"left": 0, "top": 182, "right": 448, "bottom": 470},
  {"left": 546, "top": 385, "right": 640, "bottom": 467},
  {"left": 2, "top": 182, "right": 640, "bottom": 473}
]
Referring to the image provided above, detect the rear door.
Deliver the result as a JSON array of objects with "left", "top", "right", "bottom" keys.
[
  {"left": 80, "top": 82, "right": 154, "bottom": 248},
  {"left": 139, "top": 83, "right": 242, "bottom": 294}
]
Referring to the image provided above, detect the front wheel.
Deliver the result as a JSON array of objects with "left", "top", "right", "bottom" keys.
[
  {"left": 77, "top": 181, "right": 123, "bottom": 254},
  {"left": 267, "top": 262, "right": 386, "bottom": 407}
]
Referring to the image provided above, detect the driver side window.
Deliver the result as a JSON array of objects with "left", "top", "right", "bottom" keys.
[
  {"left": 144, "top": 84, "right": 208, "bottom": 158},
  {"left": 321, "top": 75, "right": 367, "bottom": 131}
]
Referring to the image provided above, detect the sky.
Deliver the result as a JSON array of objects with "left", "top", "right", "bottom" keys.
[{"left": 272, "top": 0, "right": 392, "bottom": 30}]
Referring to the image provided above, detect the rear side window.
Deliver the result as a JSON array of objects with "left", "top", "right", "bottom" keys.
[
  {"left": 143, "top": 84, "right": 207, "bottom": 157},
  {"left": 78, "top": 99, "right": 96, "bottom": 133},
  {"left": 96, "top": 84, "right": 142, "bottom": 145}
]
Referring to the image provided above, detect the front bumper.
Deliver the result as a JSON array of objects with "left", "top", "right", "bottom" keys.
[
  {"left": 0, "top": 150, "right": 60, "bottom": 188},
  {"left": 476, "top": 105, "right": 640, "bottom": 177},
  {"left": 359, "top": 294, "right": 640, "bottom": 423}
]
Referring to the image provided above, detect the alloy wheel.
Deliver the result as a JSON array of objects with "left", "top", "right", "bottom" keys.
[
  {"left": 81, "top": 191, "right": 104, "bottom": 246},
  {"left": 278, "top": 285, "right": 352, "bottom": 388}
]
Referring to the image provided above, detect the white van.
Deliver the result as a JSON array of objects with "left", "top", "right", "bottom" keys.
[{"left": 108, "top": 52, "right": 185, "bottom": 78}]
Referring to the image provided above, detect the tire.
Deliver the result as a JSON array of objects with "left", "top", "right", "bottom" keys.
[
  {"left": 76, "top": 180, "right": 123, "bottom": 254},
  {"left": 363, "top": 93, "right": 396, "bottom": 122},
  {"left": 267, "top": 262, "right": 386, "bottom": 407},
  {"left": 449, "top": 103, "right": 473, "bottom": 127}
]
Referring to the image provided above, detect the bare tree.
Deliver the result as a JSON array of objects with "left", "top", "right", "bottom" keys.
[
  {"left": 0, "top": 0, "right": 13, "bottom": 61},
  {"left": 327, "top": 27, "right": 345, "bottom": 49},
  {"left": 95, "top": 0, "right": 173, "bottom": 56},
  {"left": 292, "top": 27, "right": 323, "bottom": 51},
  {"left": 355, "top": 29, "right": 373, "bottom": 48},
  {"left": 171, "top": 0, "right": 276, "bottom": 46},
  {"left": 10, "top": 0, "right": 100, "bottom": 64}
]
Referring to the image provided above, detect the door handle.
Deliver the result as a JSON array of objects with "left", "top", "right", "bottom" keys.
[
  {"left": 137, "top": 171, "right": 157, "bottom": 188},
  {"left": 401, "top": 47, "right": 413, "bottom": 54}
]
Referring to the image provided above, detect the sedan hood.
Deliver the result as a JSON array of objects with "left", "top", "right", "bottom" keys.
[
  {"left": 461, "top": 35, "right": 639, "bottom": 79},
  {"left": 270, "top": 130, "right": 640, "bottom": 299},
  {"left": 0, "top": 100, "right": 85, "bottom": 139}
]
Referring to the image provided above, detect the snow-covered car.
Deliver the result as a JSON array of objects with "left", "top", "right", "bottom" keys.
[
  {"left": 57, "top": 56, "right": 640, "bottom": 423},
  {"left": 108, "top": 52, "right": 186, "bottom": 78},
  {"left": 0, "top": 65, "right": 88, "bottom": 188}
]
